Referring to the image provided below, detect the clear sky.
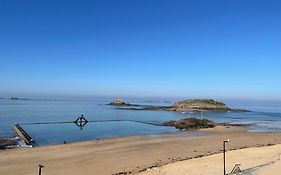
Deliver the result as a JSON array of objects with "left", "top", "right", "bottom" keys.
[{"left": 0, "top": 0, "right": 281, "bottom": 100}]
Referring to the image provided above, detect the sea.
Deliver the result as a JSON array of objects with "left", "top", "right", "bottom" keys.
[{"left": 0, "top": 98, "right": 280, "bottom": 146}]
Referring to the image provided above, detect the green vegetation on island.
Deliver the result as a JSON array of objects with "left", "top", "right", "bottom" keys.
[{"left": 165, "top": 99, "right": 248, "bottom": 112}]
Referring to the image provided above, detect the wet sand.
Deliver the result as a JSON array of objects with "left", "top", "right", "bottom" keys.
[{"left": 0, "top": 126, "right": 281, "bottom": 175}]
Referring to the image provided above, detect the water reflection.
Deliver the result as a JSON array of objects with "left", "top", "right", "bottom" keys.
[{"left": 74, "top": 114, "right": 88, "bottom": 130}]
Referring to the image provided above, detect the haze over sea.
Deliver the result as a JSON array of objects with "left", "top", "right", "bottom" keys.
[{"left": 1, "top": 98, "right": 280, "bottom": 146}]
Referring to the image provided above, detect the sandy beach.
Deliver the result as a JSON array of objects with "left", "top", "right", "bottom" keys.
[
  {"left": 139, "top": 143, "right": 281, "bottom": 175},
  {"left": 0, "top": 126, "right": 281, "bottom": 175}
]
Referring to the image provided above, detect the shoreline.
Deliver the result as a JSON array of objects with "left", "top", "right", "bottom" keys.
[
  {"left": 2, "top": 122, "right": 249, "bottom": 148},
  {"left": 0, "top": 126, "right": 281, "bottom": 175}
]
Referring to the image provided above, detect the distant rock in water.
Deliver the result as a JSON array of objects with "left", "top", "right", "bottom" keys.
[
  {"left": 10, "top": 97, "right": 28, "bottom": 100},
  {"left": 109, "top": 98, "right": 126, "bottom": 105},
  {"left": 10, "top": 97, "right": 19, "bottom": 100},
  {"left": 108, "top": 98, "right": 139, "bottom": 106},
  {"left": 163, "top": 118, "right": 216, "bottom": 130}
]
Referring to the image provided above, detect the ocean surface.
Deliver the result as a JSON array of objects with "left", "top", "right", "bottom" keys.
[{"left": 0, "top": 99, "right": 280, "bottom": 146}]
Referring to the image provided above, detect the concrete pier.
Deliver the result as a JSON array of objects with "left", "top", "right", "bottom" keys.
[{"left": 13, "top": 124, "right": 33, "bottom": 145}]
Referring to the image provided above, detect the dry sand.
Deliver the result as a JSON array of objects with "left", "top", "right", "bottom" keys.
[
  {"left": 0, "top": 126, "right": 281, "bottom": 175},
  {"left": 139, "top": 143, "right": 281, "bottom": 175},
  {"left": 255, "top": 157, "right": 281, "bottom": 175}
]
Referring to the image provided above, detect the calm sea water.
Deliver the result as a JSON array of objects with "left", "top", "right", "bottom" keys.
[{"left": 0, "top": 99, "right": 280, "bottom": 145}]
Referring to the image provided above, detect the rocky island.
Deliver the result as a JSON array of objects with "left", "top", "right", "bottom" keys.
[
  {"left": 108, "top": 98, "right": 139, "bottom": 107},
  {"left": 117, "top": 99, "right": 249, "bottom": 112},
  {"left": 163, "top": 99, "right": 249, "bottom": 112}
]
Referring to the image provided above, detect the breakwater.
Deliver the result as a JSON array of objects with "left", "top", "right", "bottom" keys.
[{"left": 13, "top": 124, "right": 33, "bottom": 145}]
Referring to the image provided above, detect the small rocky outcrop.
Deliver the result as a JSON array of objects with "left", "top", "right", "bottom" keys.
[
  {"left": 10, "top": 97, "right": 28, "bottom": 100},
  {"left": 108, "top": 98, "right": 139, "bottom": 107},
  {"left": 163, "top": 118, "right": 216, "bottom": 130},
  {"left": 109, "top": 98, "right": 126, "bottom": 105},
  {"left": 10, "top": 97, "right": 19, "bottom": 100},
  {"left": 0, "top": 138, "right": 16, "bottom": 149}
]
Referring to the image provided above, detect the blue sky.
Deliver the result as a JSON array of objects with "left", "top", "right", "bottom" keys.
[{"left": 0, "top": 0, "right": 281, "bottom": 100}]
